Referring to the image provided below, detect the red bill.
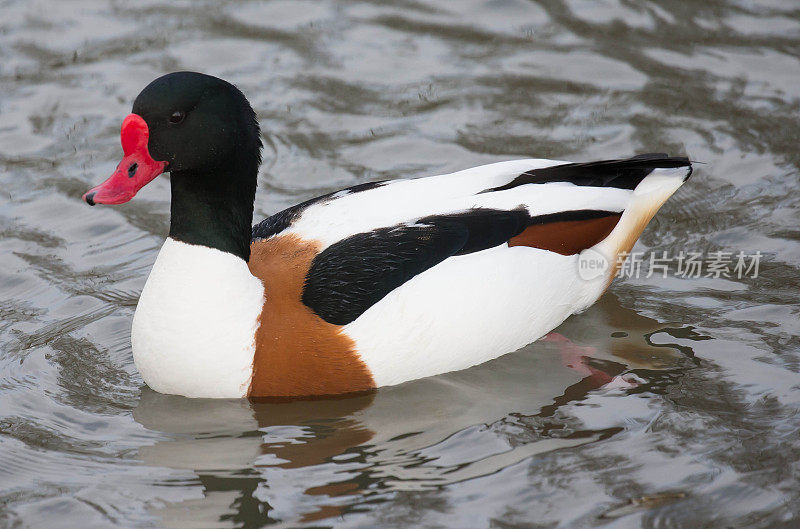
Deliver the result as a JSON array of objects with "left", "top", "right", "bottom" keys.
[{"left": 82, "top": 114, "right": 167, "bottom": 205}]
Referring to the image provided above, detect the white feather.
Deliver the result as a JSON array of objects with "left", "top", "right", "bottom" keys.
[{"left": 131, "top": 238, "right": 264, "bottom": 398}]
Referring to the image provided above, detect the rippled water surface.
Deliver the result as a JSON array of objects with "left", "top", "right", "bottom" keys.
[{"left": 2, "top": 1, "right": 800, "bottom": 527}]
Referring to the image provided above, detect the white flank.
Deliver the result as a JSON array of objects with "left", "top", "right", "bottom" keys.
[
  {"left": 132, "top": 238, "right": 264, "bottom": 398},
  {"left": 345, "top": 245, "right": 608, "bottom": 386}
]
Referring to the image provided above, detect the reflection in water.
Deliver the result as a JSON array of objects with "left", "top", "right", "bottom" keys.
[{"left": 132, "top": 294, "right": 693, "bottom": 527}]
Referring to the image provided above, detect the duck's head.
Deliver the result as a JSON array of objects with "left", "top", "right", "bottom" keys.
[{"left": 82, "top": 71, "right": 261, "bottom": 206}]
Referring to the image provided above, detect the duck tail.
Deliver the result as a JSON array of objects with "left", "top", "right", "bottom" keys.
[{"left": 593, "top": 156, "right": 693, "bottom": 284}]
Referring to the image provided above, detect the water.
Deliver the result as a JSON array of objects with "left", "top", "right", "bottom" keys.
[{"left": 1, "top": 0, "right": 799, "bottom": 527}]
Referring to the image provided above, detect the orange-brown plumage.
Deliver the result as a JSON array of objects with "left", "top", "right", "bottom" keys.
[
  {"left": 508, "top": 214, "right": 622, "bottom": 255},
  {"left": 247, "top": 235, "right": 376, "bottom": 397}
]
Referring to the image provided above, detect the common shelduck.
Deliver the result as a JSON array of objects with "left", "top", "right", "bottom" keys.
[{"left": 82, "top": 72, "right": 692, "bottom": 399}]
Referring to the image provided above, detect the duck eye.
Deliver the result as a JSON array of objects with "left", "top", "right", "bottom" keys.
[{"left": 169, "top": 110, "right": 185, "bottom": 124}]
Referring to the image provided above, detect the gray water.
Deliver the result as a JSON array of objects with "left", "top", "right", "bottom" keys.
[{"left": 1, "top": 1, "right": 799, "bottom": 527}]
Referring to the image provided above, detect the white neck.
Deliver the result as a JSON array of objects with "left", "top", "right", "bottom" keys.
[{"left": 131, "top": 238, "right": 265, "bottom": 398}]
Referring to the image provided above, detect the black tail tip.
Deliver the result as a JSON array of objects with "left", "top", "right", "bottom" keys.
[{"left": 683, "top": 164, "right": 694, "bottom": 182}]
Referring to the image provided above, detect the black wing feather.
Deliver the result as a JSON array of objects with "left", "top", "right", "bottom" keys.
[
  {"left": 302, "top": 208, "right": 530, "bottom": 325},
  {"left": 302, "top": 222, "right": 467, "bottom": 326},
  {"left": 482, "top": 154, "right": 691, "bottom": 193}
]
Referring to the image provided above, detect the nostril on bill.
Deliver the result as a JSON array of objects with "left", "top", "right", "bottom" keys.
[{"left": 128, "top": 162, "right": 138, "bottom": 178}]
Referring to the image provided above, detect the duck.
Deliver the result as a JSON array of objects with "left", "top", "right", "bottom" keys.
[{"left": 82, "top": 71, "right": 692, "bottom": 399}]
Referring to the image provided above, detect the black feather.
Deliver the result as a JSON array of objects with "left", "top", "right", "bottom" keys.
[
  {"left": 302, "top": 222, "right": 467, "bottom": 325},
  {"left": 481, "top": 154, "right": 691, "bottom": 193},
  {"left": 528, "top": 209, "right": 621, "bottom": 225},
  {"left": 419, "top": 208, "right": 529, "bottom": 255},
  {"left": 302, "top": 208, "right": 527, "bottom": 325}
]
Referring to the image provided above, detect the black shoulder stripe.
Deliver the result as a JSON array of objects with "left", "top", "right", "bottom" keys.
[
  {"left": 529, "top": 209, "right": 621, "bottom": 224},
  {"left": 251, "top": 180, "right": 388, "bottom": 241},
  {"left": 302, "top": 208, "right": 531, "bottom": 325},
  {"left": 340, "top": 180, "right": 389, "bottom": 194},
  {"left": 302, "top": 221, "right": 468, "bottom": 325},
  {"left": 418, "top": 208, "right": 530, "bottom": 255},
  {"left": 481, "top": 154, "right": 691, "bottom": 194},
  {"left": 250, "top": 200, "right": 310, "bottom": 241}
]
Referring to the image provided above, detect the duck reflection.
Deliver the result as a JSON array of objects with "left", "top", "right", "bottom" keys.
[{"left": 133, "top": 293, "right": 694, "bottom": 528}]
